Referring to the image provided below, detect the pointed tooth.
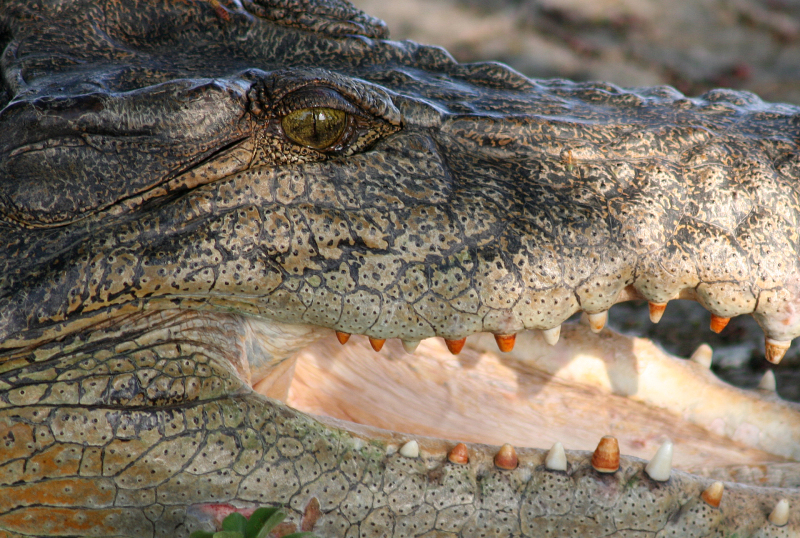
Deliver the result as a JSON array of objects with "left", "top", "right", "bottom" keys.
[
  {"left": 710, "top": 314, "right": 730, "bottom": 334},
  {"left": 335, "top": 331, "right": 351, "bottom": 345},
  {"left": 494, "top": 334, "right": 516, "bottom": 352},
  {"left": 399, "top": 440, "right": 419, "bottom": 458},
  {"left": 447, "top": 443, "right": 469, "bottom": 465},
  {"left": 444, "top": 337, "right": 466, "bottom": 355},
  {"left": 644, "top": 440, "right": 673, "bottom": 482},
  {"left": 768, "top": 498, "right": 789, "bottom": 527},
  {"left": 545, "top": 441, "right": 567, "bottom": 471},
  {"left": 368, "top": 337, "right": 385, "bottom": 352},
  {"left": 701, "top": 481, "right": 724, "bottom": 508},
  {"left": 758, "top": 370, "right": 777, "bottom": 392},
  {"left": 494, "top": 443, "right": 518, "bottom": 470},
  {"left": 765, "top": 337, "right": 791, "bottom": 364},
  {"left": 587, "top": 311, "right": 608, "bottom": 333},
  {"left": 648, "top": 302, "right": 667, "bottom": 324},
  {"left": 591, "top": 435, "right": 619, "bottom": 473},
  {"left": 401, "top": 339, "right": 420, "bottom": 354},
  {"left": 690, "top": 343, "right": 713, "bottom": 369},
  {"left": 542, "top": 325, "right": 561, "bottom": 346}
]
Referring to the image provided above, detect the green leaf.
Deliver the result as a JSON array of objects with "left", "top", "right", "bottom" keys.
[
  {"left": 189, "top": 532, "right": 216, "bottom": 538},
  {"left": 253, "top": 509, "right": 287, "bottom": 538},
  {"left": 281, "top": 533, "right": 317, "bottom": 538},
  {"left": 212, "top": 532, "right": 244, "bottom": 538},
  {"left": 244, "top": 507, "right": 281, "bottom": 537},
  {"left": 222, "top": 512, "right": 248, "bottom": 534}
]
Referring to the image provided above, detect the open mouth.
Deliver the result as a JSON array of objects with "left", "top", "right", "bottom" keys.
[
  {"left": 245, "top": 301, "right": 800, "bottom": 486},
  {"left": 164, "top": 297, "right": 800, "bottom": 534}
]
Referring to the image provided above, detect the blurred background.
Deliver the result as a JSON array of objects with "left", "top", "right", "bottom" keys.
[
  {"left": 353, "top": 0, "right": 800, "bottom": 104},
  {"left": 351, "top": 0, "right": 800, "bottom": 399}
]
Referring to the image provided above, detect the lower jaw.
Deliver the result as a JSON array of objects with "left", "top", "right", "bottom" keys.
[{"left": 263, "top": 322, "right": 800, "bottom": 486}]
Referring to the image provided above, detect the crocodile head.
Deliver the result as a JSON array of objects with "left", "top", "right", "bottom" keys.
[{"left": 1, "top": 0, "right": 799, "bottom": 535}]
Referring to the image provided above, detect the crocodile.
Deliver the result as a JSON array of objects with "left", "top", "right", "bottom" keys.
[{"left": 2, "top": 0, "right": 800, "bottom": 536}]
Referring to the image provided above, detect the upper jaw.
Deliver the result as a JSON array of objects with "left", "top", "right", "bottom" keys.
[{"left": 6, "top": 80, "right": 800, "bottom": 367}]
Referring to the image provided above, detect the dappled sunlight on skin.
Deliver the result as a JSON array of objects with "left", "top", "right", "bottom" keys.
[{"left": 4, "top": 0, "right": 800, "bottom": 534}]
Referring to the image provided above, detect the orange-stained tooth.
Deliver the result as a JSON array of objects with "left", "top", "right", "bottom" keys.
[
  {"left": 710, "top": 314, "right": 730, "bottom": 333},
  {"left": 335, "top": 331, "right": 350, "bottom": 345},
  {"left": 587, "top": 311, "right": 607, "bottom": 333},
  {"left": 494, "top": 443, "right": 518, "bottom": 470},
  {"left": 448, "top": 443, "right": 469, "bottom": 465},
  {"left": 444, "top": 337, "right": 467, "bottom": 355},
  {"left": 701, "top": 481, "right": 724, "bottom": 508},
  {"left": 494, "top": 334, "right": 516, "bottom": 352},
  {"left": 368, "top": 337, "right": 385, "bottom": 352},
  {"left": 648, "top": 302, "right": 667, "bottom": 324},
  {"left": 765, "top": 338, "right": 791, "bottom": 364},
  {"left": 591, "top": 435, "right": 620, "bottom": 473}
]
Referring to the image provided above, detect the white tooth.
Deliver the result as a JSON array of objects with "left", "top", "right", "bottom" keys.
[
  {"left": 644, "top": 440, "right": 673, "bottom": 482},
  {"left": 399, "top": 440, "right": 419, "bottom": 458},
  {"left": 542, "top": 325, "right": 561, "bottom": 346},
  {"left": 545, "top": 441, "right": 567, "bottom": 471},
  {"left": 587, "top": 311, "right": 608, "bottom": 333},
  {"left": 689, "top": 343, "right": 713, "bottom": 368},
  {"left": 758, "top": 370, "right": 777, "bottom": 392},
  {"left": 402, "top": 339, "right": 420, "bottom": 354},
  {"left": 769, "top": 498, "right": 789, "bottom": 527}
]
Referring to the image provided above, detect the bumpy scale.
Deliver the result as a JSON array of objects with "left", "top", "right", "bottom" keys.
[{"left": 1, "top": 0, "right": 799, "bottom": 536}]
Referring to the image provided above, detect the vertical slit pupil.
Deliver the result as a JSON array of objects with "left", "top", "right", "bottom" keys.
[{"left": 282, "top": 107, "right": 347, "bottom": 150}]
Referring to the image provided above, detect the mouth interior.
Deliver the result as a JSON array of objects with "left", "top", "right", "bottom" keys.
[{"left": 259, "top": 327, "right": 791, "bottom": 475}]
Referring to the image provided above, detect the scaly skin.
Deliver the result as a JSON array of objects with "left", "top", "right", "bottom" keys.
[{"left": 1, "top": 0, "right": 800, "bottom": 536}]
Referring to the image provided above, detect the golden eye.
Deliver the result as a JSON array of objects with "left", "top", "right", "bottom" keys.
[{"left": 281, "top": 107, "right": 348, "bottom": 150}]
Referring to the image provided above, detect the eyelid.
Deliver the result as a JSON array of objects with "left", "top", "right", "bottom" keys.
[{"left": 276, "top": 87, "right": 365, "bottom": 118}]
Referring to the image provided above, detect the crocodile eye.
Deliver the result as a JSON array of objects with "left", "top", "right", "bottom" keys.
[{"left": 282, "top": 107, "right": 348, "bottom": 150}]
